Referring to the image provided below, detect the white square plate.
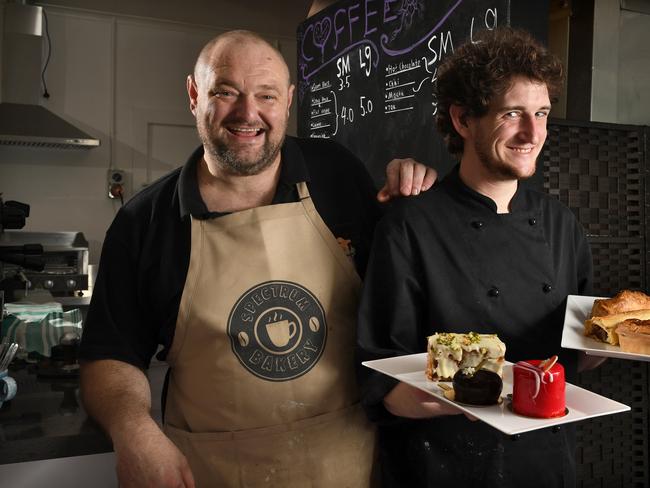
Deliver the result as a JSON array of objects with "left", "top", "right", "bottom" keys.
[
  {"left": 362, "top": 353, "right": 629, "bottom": 435},
  {"left": 561, "top": 295, "right": 650, "bottom": 362}
]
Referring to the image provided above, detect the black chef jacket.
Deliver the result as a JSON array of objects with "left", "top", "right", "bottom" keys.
[{"left": 357, "top": 166, "right": 593, "bottom": 488}]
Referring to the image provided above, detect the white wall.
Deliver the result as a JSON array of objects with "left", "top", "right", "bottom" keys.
[
  {"left": 0, "top": 2, "right": 304, "bottom": 263},
  {"left": 617, "top": 7, "right": 650, "bottom": 125},
  {"left": 591, "top": 0, "right": 650, "bottom": 125}
]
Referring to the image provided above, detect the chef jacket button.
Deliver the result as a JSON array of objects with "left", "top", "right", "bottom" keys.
[
  {"left": 529, "top": 218, "right": 537, "bottom": 226},
  {"left": 488, "top": 287, "right": 500, "bottom": 298},
  {"left": 543, "top": 283, "right": 553, "bottom": 293},
  {"left": 471, "top": 220, "right": 484, "bottom": 230}
]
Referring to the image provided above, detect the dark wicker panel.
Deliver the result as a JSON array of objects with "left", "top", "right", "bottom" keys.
[
  {"left": 542, "top": 124, "right": 644, "bottom": 238},
  {"left": 576, "top": 360, "right": 649, "bottom": 488},
  {"left": 589, "top": 241, "right": 644, "bottom": 296}
]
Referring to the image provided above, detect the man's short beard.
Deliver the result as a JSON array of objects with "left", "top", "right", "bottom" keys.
[
  {"left": 206, "top": 138, "right": 284, "bottom": 176},
  {"left": 474, "top": 140, "right": 536, "bottom": 181},
  {"left": 198, "top": 122, "right": 285, "bottom": 176}
]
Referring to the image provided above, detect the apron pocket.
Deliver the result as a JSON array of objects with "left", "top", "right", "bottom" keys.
[{"left": 165, "top": 404, "right": 377, "bottom": 488}]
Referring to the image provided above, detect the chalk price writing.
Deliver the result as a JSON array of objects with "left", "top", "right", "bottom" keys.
[
  {"left": 340, "top": 105, "right": 354, "bottom": 124},
  {"left": 336, "top": 54, "right": 351, "bottom": 77},
  {"left": 358, "top": 45, "right": 372, "bottom": 77},
  {"left": 425, "top": 30, "right": 453, "bottom": 67},
  {"left": 338, "top": 75, "right": 350, "bottom": 91},
  {"left": 301, "top": 3, "right": 506, "bottom": 143},
  {"left": 359, "top": 96, "right": 373, "bottom": 117},
  {"left": 336, "top": 54, "right": 350, "bottom": 87},
  {"left": 470, "top": 8, "right": 498, "bottom": 42},
  {"left": 336, "top": 54, "right": 351, "bottom": 91}
]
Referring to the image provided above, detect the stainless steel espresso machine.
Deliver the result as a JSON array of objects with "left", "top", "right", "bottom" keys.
[{"left": 0, "top": 196, "right": 89, "bottom": 304}]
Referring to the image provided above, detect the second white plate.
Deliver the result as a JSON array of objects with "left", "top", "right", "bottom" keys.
[
  {"left": 561, "top": 295, "right": 650, "bottom": 362},
  {"left": 363, "top": 353, "right": 629, "bottom": 435}
]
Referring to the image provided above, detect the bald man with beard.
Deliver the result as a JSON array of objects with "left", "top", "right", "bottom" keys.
[{"left": 79, "top": 30, "right": 436, "bottom": 488}]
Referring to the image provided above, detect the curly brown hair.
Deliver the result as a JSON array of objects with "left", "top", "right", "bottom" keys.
[{"left": 435, "top": 27, "right": 564, "bottom": 156}]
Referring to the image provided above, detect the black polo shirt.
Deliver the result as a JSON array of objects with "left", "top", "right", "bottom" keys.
[{"left": 80, "top": 136, "right": 382, "bottom": 369}]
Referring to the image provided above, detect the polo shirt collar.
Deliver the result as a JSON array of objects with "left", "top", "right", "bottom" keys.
[{"left": 178, "top": 136, "right": 310, "bottom": 219}]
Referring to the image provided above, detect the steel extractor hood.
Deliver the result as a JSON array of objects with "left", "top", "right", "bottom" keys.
[
  {"left": 0, "top": 3, "right": 100, "bottom": 149},
  {"left": 0, "top": 102, "right": 100, "bottom": 148}
]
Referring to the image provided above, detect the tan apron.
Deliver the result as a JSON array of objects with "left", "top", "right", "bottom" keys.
[{"left": 163, "top": 182, "right": 377, "bottom": 487}]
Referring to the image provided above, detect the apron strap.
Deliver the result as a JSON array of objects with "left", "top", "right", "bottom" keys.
[
  {"left": 296, "top": 181, "right": 310, "bottom": 200},
  {"left": 296, "top": 181, "right": 320, "bottom": 228},
  {"left": 295, "top": 181, "right": 361, "bottom": 287},
  {"left": 296, "top": 181, "right": 319, "bottom": 216}
]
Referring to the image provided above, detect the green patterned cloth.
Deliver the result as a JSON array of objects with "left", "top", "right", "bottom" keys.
[{"left": 1, "top": 302, "right": 83, "bottom": 357}]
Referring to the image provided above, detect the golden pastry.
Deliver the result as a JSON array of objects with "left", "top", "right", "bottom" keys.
[
  {"left": 590, "top": 290, "right": 650, "bottom": 317},
  {"left": 616, "top": 319, "right": 650, "bottom": 354},
  {"left": 585, "top": 309, "right": 650, "bottom": 345}
]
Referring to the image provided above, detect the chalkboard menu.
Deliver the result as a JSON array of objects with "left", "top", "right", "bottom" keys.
[{"left": 297, "top": 0, "right": 511, "bottom": 185}]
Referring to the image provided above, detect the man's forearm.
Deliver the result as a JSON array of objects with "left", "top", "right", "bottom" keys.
[
  {"left": 80, "top": 359, "right": 158, "bottom": 443},
  {"left": 81, "top": 359, "right": 195, "bottom": 487}
]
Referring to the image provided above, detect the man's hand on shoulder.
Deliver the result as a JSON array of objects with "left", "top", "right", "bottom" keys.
[
  {"left": 377, "top": 158, "right": 437, "bottom": 203},
  {"left": 113, "top": 418, "right": 195, "bottom": 488}
]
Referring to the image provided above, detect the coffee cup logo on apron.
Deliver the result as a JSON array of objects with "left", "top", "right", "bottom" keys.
[{"left": 228, "top": 280, "right": 327, "bottom": 381}]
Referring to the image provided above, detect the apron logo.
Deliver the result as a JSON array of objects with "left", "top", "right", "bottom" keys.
[{"left": 228, "top": 280, "right": 327, "bottom": 381}]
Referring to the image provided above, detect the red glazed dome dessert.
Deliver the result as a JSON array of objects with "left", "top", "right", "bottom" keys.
[{"left": 512, "top": 358, "right": 566, "bottom": 418}]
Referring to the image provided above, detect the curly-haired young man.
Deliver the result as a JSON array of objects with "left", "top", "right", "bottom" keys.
[{"left": 357, "top": 27, "right": 602, "bottom": 487}]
